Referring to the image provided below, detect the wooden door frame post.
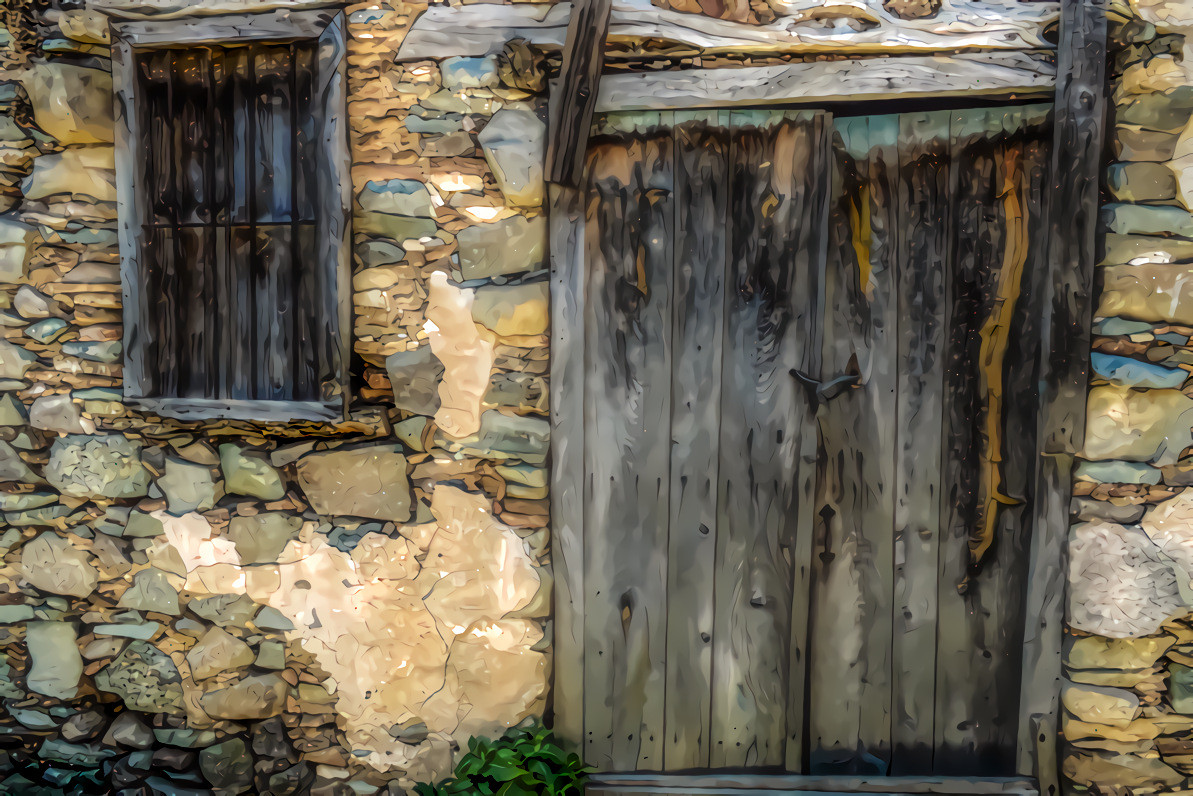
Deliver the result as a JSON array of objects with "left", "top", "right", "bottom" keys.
[
  {"left": 1016, "top": 0, "right": 1108, "bottom": 793},
  {"left": 546, "top": 0, "right": 612, "bottom": 186}
]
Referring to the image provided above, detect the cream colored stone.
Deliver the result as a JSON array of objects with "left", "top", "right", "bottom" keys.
[
  {"left": 1083, "top": 385, "right": 1193, "bottom": 465},
  {"left": 426, "top": 271, "right": 495, "bottom": 439},
  {"left": 0, "top": 220, "right": 36, "bottom": 283},
  {"left": 22, "top": 146, "right": 115, "bottom": 202},
  {"left": 419, "top": 486, "right": 540, "bottom": 631},
  {"left": 57, "top": 10, "right": 112, "bottom": 44},
  {"left": 198, "top": 674, "right": 287, "bottom": 720},
  {"left": 351, "top": 533, "right": 420, "bottom": 581},
  {"left": 186, "top": 627, "right": 255, "bottom": 680},
  {"left": 21, "top": 533, "right": 98, "bottom": 598},
  {"left": 1141, "top": 489, "right": 1193, "bottom": 585},
  {"left": 21, "top": 62, "right": 113, "bottom": 144},
  {"left": 1062, "top": 681, "right": 1141, "bottom": 727},
  {"left": 1068, "top": 521, "right": 1184, "bottom": 638},
  {"left": 295, "top": 446, "right": 411, "bottom": 521},
  {"left": 1121, "top": 56, "right": 1188, "bottom": 97},
  {"left": 1067, "top": 635, "right": 1174, "bottom": 671},
  {"left": 1099, "top": 264, "right": 1193, "bottom": 325},
  {"left": 471, "top": 281, "right": 548, "bottom": 337},
  {"left": 421, "top": 619, "right": 548, "bottom": 741},
  {"left": 1130, "top": 0, "right": 1193, "bottom": 32}
]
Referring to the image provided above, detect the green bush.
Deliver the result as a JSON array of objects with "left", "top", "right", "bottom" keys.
[{"left": 413, "top": 722, "right": 590, "bottom": 796}]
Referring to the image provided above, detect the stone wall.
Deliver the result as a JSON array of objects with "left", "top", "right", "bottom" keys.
[
  {"left": 0, "top": 1, "right": 553, "bottom": 793},
  {"left": 1064, "top": 0, "right": 1193, "bottom": 792}
]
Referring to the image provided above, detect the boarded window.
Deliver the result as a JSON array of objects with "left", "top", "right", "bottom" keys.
[{"left": 113, "top": 14, "right": 349, "bottom": 421}]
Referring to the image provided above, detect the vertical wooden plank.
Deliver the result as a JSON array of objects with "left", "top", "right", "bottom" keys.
[
  {"left": 935, "top": 108, "right": 1049, "bottom": 776},
  {"left": 549, "top": 180, "right": 586, "bottom": 747},
  {"left": 546, "top": 0, "right": 611, "bottom": 186},
  {"left": 710, "top": 109, "right": 827, "bottom": 769},
  {"left": 889, "top": 110, "right": 949, "bottom": 776},
  {"left": 935, "top": 107, "right": 1000, "bottom": 774},
  {"left": 807, "top": 114, "right": 898, "bottom": 775},
  {"left": 583, "top": 113, "right": 674, "bottom": 772},
  {"left": 663, "top": 108, "right": 728, "bottom": 771},
  {"left": 1018, "top": 1, "right": 1108, "bottom": 791}
]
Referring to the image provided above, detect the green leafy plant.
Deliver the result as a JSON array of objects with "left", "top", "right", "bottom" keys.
[{"left": 413, "top": 722, "right": 591, "bottom": 796}]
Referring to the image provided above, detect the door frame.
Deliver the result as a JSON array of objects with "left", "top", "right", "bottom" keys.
[{"left": 547, "top": 2, "right": 1107, "bottom": 792}]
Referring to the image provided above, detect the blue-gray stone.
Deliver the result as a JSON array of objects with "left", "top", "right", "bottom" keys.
[
  {"left": 441, "top": 56, "right": 497, "bottom": 90},
  {"left": 61, "top": 341, "right": 121, "bottom": 363},
  {"left": 1074, "top": 459, "right": 1161, "bottom": 484},
  {"left": 0, "top": 491, "right": 54, "bottom": 510},
  {"left": 1158, "top": 332, "right": 1190, "bottom": 345},
  {"left": 24, "top": 318, "right": 67, "bottom": 343},
  {"left": 93, "top": 622, "right": 160, "bottom": 639},
  {"left": 1091, "top": 353, "right": 1186, "bottom": 388},
  {"left": 73, "top": 387, "right": 121, "bottom": 401},
  {"left": 37, "top": 739, "right": 116, "bottom": 767},
  {"left": 404, "top": 113, "right": 464, "bottom": 135},
  {"left": 0, "top": 605, "right": 34, "bottom": 623},
  {"left": 1103, "top": 203, "right": 1193, "bottom": 237}
]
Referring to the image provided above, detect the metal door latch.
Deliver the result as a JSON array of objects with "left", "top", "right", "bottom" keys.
[{"left": 790, "top": 368, "right": 862, "bottom": 406}]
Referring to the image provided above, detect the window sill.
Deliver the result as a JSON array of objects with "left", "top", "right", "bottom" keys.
[{"left": 126, "top": 397, "right": 344, "bottom": 423}]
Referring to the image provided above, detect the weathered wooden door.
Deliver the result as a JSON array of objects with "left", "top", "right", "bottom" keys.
[{"left": 577, "top": 105, "right": 1051, "bottom": 779}]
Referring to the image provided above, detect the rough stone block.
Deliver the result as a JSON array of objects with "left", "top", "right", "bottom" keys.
[
  {"left": 1084, "top": 385, "right": 1193, "bottom": 464},
  {"left": 117, "top": 568, "right": 179, "bottom": 616},
  {"left": 29, "top": 394, "right": 91, "bottom": 434},
  {"left": 1116, "top": 86, "right": 1193, "bottom": 132},
  {"left": 1074, "top": 459, "right": 1161, "bottom": 484},
  {"left": 219, "top": 444, "right": 285, "bottom": 500},
  {"left": 1067, "top": 635, "right": 1173, "bottom": 671},
  {"left": 186, "top": 627, "right": 255, "bottom": 680},
  {"left": 0, "top": 219, "right": 35, "bottom": 282},
  {"left": 47, "top": 435, "right": 150, "bottom": 499},
  {"left": 1102, "top": 233, "right": 1193, "bottom": 265},
  {"left": 1061, "top": 681, "right": 1141, "bottom": 726},
  {"left": 1170, "top": 663, "right": 1193, "bottom": 712},
  {"left": 1092, "top": 352, "right": 1186, "bottom": 388},
  {"left": 457, "top": 214, "right": 546, "bottom": 280},
  {"left": 453, "top": 410, "right": 549, "bottom": 464},
  {"left": 95, "top": 640, "right": 185, "bottom": 715},
  {"left": 199, "top": 673, "right": 288, "bottom": 720},
  {"left": 1103, "top": 203, "right": 1193, "bottom": 236},
  {"left": 21, "top": 533, "right": 98, "bottom": 598},
  {"left": 355, "top": 179, "right": 437, "bottom": 240},
  {"left": 1068, "top": 520, "right": 1184, "bottom": 638},
  {"left": 1107, "top": 161, "right": 1178, "bottom": 201},
  {"left": 478, "top": 109, "right": 546, "bottom": 207},
  {"left": 26, "top": 621, "right": 81, "bottom": 700},
  {"left": 471, "top": 281, "right": 548, "bottom": 336},
  {"left": 1115, "top": 124, "right": 1180, "bottom": 162},
  {"left": 22, "top": 145, "right": 115, "bottom": 202},
  {"left": 441, "top": 56, "right": 498, "bottom": 89},
  {"left": 1100, "top": 264, "right": 1193, "bottom": 325},
  {"left": 296, "top": 445, "right": 411, "bottom": 521},
  {"left": 0, "top": 339, "right": 37, "bottom": 379},
  {"left": 21, "top": 62, "right": 113, "bottom": 144},
  {"left": 157, "top": 457, "right": 218, "bottom": 514},
  {"left": 226, "top": 512, "right": 303, "bottom": 564},
  {"left": 385, "top": 346, "right": 444, "bottom": 416}
]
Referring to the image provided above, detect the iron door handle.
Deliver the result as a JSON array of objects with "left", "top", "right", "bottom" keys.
[{"left": 790, "top": 368, "right": 862, "bottom": 406}]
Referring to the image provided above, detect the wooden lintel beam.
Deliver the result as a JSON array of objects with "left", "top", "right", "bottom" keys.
[{"left": 546, "top": 0, "right": 612, "bottom": 187}]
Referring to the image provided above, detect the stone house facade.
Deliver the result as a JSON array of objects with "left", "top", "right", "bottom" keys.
[{"left": 0, "top": 0, "right": 1186, "bottom": 793}]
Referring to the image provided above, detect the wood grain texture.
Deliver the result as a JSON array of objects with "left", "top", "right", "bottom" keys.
[
  {"left": 807, "top": 114, "right": 898, "bottom": 776},
  {"left": 546, "top": 0, "right": 612, "bottom": 186},
  {"left": 397, "top": 0, "right": 1058, "bottom": 59},
  {"left": 1016, "top": 0, "right": 1107, "bottom": 790},
  {"left": 595, "top": 53, "right": 1054, "bottom": 113},
  {"left": 890, "top": 109, "right": 949, "bottom": 776},
  {"left": 664, "top": 109, "right": 728, "bottom": 771},
  {"left": 710, "top": 109, "right": 827, "bottom": 768},
  {"left": 583, "top": 115, "right": 674, "bottom": 771},
  {"left": 549, "top": 182, "right": 587, "bottom": 746}
]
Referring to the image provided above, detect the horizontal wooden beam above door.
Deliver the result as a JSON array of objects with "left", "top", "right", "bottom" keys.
[
  {"left": 396, "top": 0, "right": 1058, "bottom": 60},
  {"left": 595, "top": 51, "right": 1055, "bottom": 112}
]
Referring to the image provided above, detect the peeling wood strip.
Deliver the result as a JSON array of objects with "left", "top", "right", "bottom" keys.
[
  {"left": 109, "top": 9, "right": 336, "bottom": 47},
  {"left": 397, "top": 0, "right": 1058, "bottom": 59},
  {"left": 595, "top": 52, "right": 1055, "bottom": 113},
  {"left": 1016, "top": 0, "right": 1108, "bottom": 789},
  {"left": 547, "top": 0, "right": 612, "bottom": 186},
  {"left": 548, "top": 182, "right": 586, "bottom": 746}
]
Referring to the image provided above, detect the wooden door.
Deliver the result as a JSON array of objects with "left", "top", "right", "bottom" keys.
[{"left": 576, "top": 105, "right": 1051, "bottom": 779}]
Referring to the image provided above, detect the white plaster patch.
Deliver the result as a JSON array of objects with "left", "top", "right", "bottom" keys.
[{"left": 426, "top": 271, "right": 495, "bottom": 439}]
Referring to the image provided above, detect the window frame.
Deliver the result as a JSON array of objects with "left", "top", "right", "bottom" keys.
[{"left": 111, "top": 9, "right": 352, "bottom": 423}]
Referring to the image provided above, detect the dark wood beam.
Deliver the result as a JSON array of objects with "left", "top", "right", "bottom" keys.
[
  {"left": 546, "top": 0, "right": 612, "bottom": 187},
  {"left": 1017, "top": 0, "right": 1108, "bottom": 792}
]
